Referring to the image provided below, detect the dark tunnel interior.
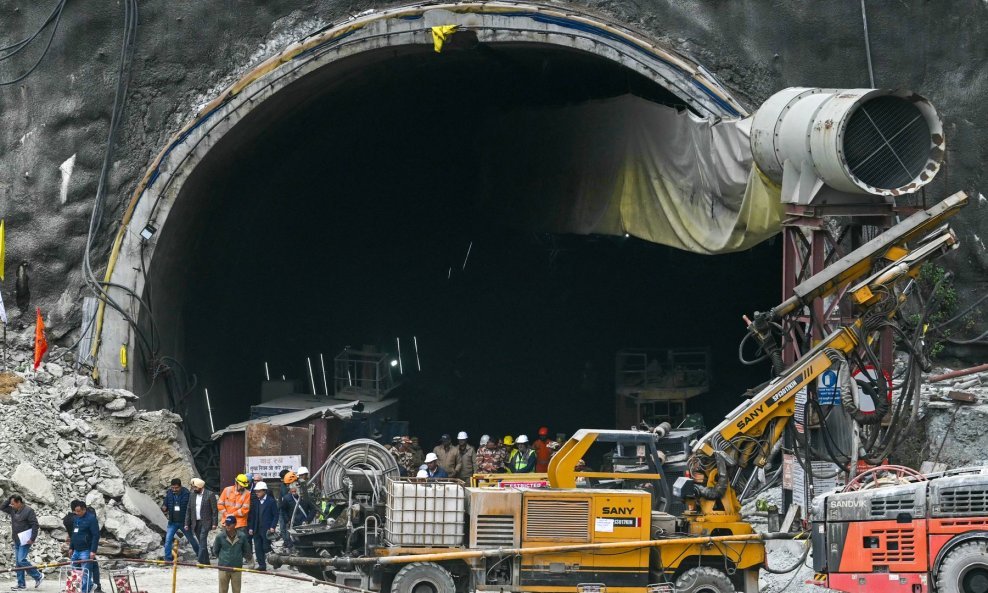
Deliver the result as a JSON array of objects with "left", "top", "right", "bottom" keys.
[{"left": 138, "top": 42, "right": 782, "bottom": 446}]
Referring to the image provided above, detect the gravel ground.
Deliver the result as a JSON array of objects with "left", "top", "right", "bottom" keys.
[{"left": 3, "top": 564, "right": 339, "bottom": 592}]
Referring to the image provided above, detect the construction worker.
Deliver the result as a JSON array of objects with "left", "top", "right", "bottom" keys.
[
  {"left": 506, "top": 435, "right": 536, "bottom": 473},
  {"left": 533, "top": 426, "right": 553, "bottom": 472},
  {"left": 501, "top": 435, "right": 515, "bottom": 456},
  {"left": 475, "top": 435, "right": 506, "bottom": 474},
  {"left": 408, "top": 437, "right": 425, "bottom": 469},
  {"left": 388, "top": 436, "right": 416, "bottom": 476},
  {"left": 295, "top": 466, "right": 310, "bottom": 484},
  {"left": 432, "top": 434, "right": 461, "bottom": 477},
  {"left": 423, "top": 453, "right": 448, "bottom": 479},
  {"left": 217, "top": 473, "right": 253, "bottom": 555},
  {"left": 455, "top": 431, "right": 475, "bottom": 481}
]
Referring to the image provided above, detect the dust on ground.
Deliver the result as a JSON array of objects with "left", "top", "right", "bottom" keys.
[{"left": 3, "top": 564, "right": 339, "bottom": 593}]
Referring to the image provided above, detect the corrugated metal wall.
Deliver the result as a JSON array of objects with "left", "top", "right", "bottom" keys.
[
  {"left": 218, "top": 417, "right": 344, "bottom": 488},
  {"left": 219, "top": 431, "right": 245, "bottom": 489}
]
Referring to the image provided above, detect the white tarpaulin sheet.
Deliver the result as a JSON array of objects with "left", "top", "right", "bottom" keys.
[{"left": 478, "top": 95, "right": 783, "bottom": 254}]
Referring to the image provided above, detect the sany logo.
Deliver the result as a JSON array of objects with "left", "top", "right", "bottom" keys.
[{"left": 601, "top": 507, "right": 635, "bottom": 515}]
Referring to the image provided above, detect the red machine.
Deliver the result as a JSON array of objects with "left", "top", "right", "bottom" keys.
[{"left": 811, "top": 467, "right": 988, "bottom": 593}]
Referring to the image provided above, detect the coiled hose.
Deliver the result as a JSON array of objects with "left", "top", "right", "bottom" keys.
[{"left": 315, "top": 439, "right": 400, "bottom": 502}]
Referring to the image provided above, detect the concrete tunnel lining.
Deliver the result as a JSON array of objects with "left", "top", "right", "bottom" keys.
[{"left": 93, "top": 2, "right": 765, "bottom": 438}]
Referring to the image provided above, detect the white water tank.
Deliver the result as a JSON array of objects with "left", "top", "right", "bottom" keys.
[
  {"left": 385, "top": 479, "right": 466, "bottom": 547},
  {"left": 750, "top": 88, "right": 944, "bottom": 204}
]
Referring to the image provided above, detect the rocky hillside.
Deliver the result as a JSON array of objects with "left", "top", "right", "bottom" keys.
[{"left": 0, "top": 340, "right": 197, "bottom": 567}]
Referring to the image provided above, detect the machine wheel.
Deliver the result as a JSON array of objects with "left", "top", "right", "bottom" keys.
[
  {"left": 673, "top": 566, "right": 735, "bottom": 593},
  {"left": 390, "top": 562, "right": 455, "bottom": 593},
  {"left": 937, "top": 541, "right": 988, "bottom": 593}
]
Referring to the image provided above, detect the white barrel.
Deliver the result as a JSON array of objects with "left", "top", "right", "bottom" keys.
[{"left": 750, "top": 88, "right": 944, "bottom": 197}]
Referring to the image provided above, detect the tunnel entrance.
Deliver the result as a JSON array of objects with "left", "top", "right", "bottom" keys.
[{"left": 98, "top": 4, "right": 780, "bottom": 448}]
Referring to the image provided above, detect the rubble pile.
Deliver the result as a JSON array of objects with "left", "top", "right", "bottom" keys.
[
  {"left": 921, "top": 366, "right": 988, "bottom": 468},
  {"left": 0, "top": 338, "right": 197, "bottom": 568}
]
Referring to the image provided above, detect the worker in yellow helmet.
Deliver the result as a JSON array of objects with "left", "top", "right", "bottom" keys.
[
  {"left": 501, "top": 435, "right": 515, "bottom": 457},
  {"left": 217, "top": 475, "right": 251, "bottom": 528}
]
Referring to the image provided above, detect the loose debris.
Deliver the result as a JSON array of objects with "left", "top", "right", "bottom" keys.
[{"left": 0, "top": 336, "right": 197, "bottom": 570}]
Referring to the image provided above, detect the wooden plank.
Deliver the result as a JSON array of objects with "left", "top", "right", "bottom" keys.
[{"left": 948, "top": 390, "right": 978, "bottom": 403}]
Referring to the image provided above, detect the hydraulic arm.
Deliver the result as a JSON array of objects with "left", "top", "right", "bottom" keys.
[{"left": 681, "top": 192, "right": 968, "bottom": 524}]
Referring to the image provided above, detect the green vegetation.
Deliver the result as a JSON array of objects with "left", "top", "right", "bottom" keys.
[{"left": 913, "top": 264, "right": 959, "bottom": 358}]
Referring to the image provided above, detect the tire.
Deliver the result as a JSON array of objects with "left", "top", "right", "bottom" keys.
[
  {"left": 674, "top": 566, "right": 735, "bottom": 593},
  {"left": 390, "top": 562, "right": 456, "bottom": 593},
  {"left": 936, "top": 541, "right": 988, "bottom": 593}
]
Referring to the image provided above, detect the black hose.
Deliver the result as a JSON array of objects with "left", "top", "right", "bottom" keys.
[
  {"left": 761, "top": 541, "right": 811, "bottom": 574},
  {"left": 695, "top": 454, "right": 730, "bottom": 500}
]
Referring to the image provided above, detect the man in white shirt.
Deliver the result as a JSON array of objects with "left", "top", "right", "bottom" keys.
[{"left": 184, "top": 478, "right": 217, "bottom": 565}]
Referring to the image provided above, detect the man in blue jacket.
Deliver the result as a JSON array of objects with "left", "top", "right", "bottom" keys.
[
  {"left": 246, "top": 482, "right": 278, "bottom": 571},
  {"left": 162, "top": 478, "right": 200, "bottom": 561},
  {"left": 69, "top": 500, "right": 100, "bottom": 593}
]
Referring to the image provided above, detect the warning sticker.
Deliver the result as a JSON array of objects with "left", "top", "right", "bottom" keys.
[
  {"left": 594, "top": 518, "right": 614, "bottom": 533},
  {"left": 596, "top": 517, "right": 640, "bottom": 528}
]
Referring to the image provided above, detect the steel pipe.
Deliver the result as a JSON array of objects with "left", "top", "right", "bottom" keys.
[{"left": 270, "top": 531, "right": 801, "bottom": 568}]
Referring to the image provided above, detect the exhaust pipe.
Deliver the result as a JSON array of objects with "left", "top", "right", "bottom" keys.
[{"left": 750, "top": 88, "right": 944, "bottom": 202}]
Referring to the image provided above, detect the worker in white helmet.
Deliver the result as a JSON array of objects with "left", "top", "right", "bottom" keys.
[
  {"left": 506, "top": 435, "right": 536, "bottom": 473},
  {"left": 455, "top": 431, "right": 475, "bottom": 481},
  {"left": 424, "top": 453, "right": 448, "bottom": 479}
]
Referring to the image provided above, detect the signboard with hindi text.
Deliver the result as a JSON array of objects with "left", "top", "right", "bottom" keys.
[
  {"left": 244, "top": 423, "right": 312, "bottom": 479},
  {"left": 246, "top": 455, "right": 301, "bottom": 478}
]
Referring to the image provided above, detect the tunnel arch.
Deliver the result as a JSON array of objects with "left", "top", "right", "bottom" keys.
[{"left": 93, "top": 1, "right": 751, "bottom": 426}]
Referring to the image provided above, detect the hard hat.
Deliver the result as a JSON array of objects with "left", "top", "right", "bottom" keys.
[
  {"left": 283, "top": 471, "right": 298, "bottom": 485},
  {"left": 254, "top": 481, "right": 268, "bottom": 491},
  {"left": 425, "top": 452, "right": 439, "bottom": 463},
  {"left": 235, "top": 474, "right": 249, "bottom": 487},
  {"left": 516, "top": 435, "right": 529, "bottom": 444},
  {"left": 441, "top": 433, "right": 451, "bottom": 441},
  {"left": 457, "top": 431, "right": 468, "bottom": 440},
  {"left": 392, "top": 436, "right": 403, "bottom": 443},
  {"left": 502, "top": 435, "right": 514, "bottom": 446},
  {"left": 416, "top": 469, "right": 429, "bottom": 478},
  {"left": 296, "top": 466, "right": 309, "bottom": 475},
  {"left": 479, "top": 435, "right": 490, "bottom": 446},
  {"left": 538, "top": 426, "right": 549, "bottom": 436}
]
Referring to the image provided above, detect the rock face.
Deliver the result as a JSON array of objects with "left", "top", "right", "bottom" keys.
[
  {"left": 95, "top": 410, "right": 197, "bottom": 494},
  {"left": 0, "top": 345, "right": 197, "bottom": 568}
]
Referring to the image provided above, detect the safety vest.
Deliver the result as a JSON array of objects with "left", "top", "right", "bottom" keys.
[
  {"left": 507, "top": 449, "right": 535, "bottom": 473},
  {"left": 217, "top": 485, "right": 251, "bottom": 528},
  {"left": 317, "top": 500, "right": 337, "bottom": 523}
]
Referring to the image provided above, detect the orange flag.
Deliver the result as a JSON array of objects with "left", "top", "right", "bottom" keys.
[{"left": 33, "top": 307, "right": 48, "bottom": 370}]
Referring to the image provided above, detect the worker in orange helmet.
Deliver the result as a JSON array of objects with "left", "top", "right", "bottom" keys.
[{"left": 533, "top": 426, "right": 553, "bottom": 472}]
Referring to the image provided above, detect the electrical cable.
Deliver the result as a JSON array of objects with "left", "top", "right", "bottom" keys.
[
  {"left": 861, "top": 0, "right": 876, "bottom": 86},
  {"left": 0, "top": 0, "right": 64, "bottom": 56},
  {"left": 945, "top": 326, "right": 988, "bottom": 345},
  {"left": 0, "top": 0, "right": 67, "bottom": 86},
  {"left": 932, "top": 291, "right": 988, "bottom": 331},
  {"left": 761, "top": 539, "right": 810, "bottom": 574}
]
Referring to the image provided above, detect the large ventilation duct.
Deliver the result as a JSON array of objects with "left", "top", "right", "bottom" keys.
[{"left": 750, "top": 88, "right": 944, "bottom": 205}]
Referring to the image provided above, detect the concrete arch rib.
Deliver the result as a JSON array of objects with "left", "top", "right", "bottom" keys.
[{"left": 94, "top": 1, "right": 745, "bottom": 389}]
